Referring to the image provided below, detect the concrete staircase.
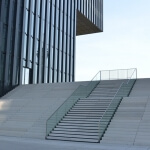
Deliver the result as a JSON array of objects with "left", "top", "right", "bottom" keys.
[
  {"left": 47, "top": 80, "right": 126, "bottom": 142},
  {"left": 0, "top": 82, "right": 89, "bottom": 139},
  {"left": 100, "top": 97, "right": 150, "bottom": 145},
  {"left": 100, "top": 79, "right": 150, "bottom": 146}
]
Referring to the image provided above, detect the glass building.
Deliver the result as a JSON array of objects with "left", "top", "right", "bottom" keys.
[{"left": 0, "top": 0, "right": 103, "bottom": 97}]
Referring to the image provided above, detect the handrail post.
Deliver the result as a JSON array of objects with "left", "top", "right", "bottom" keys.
[
  {"left": 117, "top": 70, "right": 119, "bottom": 80},
  {"left": 100, "top": 71, "right": 101, "bottom": 80}
]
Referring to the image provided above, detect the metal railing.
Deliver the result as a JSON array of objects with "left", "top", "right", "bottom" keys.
[
  {"left": 46, "top": 68, "right": 137, "bottom": 138},
  {"left": 92, "top": 68, "right": 137, "bottom": 81},
  {"left": 98, "top": 68, "right": 137, "bottom": 142},
  {"left": 46, "top": 80, "right": 99, "bottom": 137}
]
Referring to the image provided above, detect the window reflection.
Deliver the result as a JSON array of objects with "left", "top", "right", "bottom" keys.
[
  {"left": 23, "top": 34, "right": 27, "bottom": 59},
  {"left": 36, "top": 17, "right": 40, "bottom": 39},
  {"left": 30, "top": 13, "right": 34, "bottom": 37},
  {"left": 29, "top": 37, "right": 33, "bottom": 61},
  {"left": 24, "top": 10, "right": 29, "bottom": 34},
  {"left": 37, "top": 0, "right": 41, "bottom": 16}
]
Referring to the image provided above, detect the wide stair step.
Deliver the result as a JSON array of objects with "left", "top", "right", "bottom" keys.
[
  {"left": 51, "top": 130, "right": 99, "bottom": 136},
  {"left": 55, "top": 125, "right": 98, "bottom": 130},
  {"left": 47, "top": 136, "right": 98, "bottom": 143},
  {"left": 57, "top": 122, "right": 98, "bottom": 127}
]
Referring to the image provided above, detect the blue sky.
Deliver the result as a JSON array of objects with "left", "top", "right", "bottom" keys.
[{"left": 76, "top": 0, "right": 150, "bottom": 81}]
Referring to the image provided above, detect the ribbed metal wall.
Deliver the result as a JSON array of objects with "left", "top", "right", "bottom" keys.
[
  {"left": 0, "top": 0, "right": 103, "bottom": 97},
  {"left": 0, "top": 0, "right": 24, "bottom": 96}
]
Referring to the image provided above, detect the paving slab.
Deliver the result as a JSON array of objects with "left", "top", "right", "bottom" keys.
[{"left": 0, "top": 136, "right": 150, "bottom": 150}]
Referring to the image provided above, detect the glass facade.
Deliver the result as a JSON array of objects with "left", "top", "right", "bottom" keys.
[{"left": 0, "top": 0, "right": 103, "bottom": 97}]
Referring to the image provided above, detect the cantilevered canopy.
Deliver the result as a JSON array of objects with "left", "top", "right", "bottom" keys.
[{"left": 76, "top": 11, "right": 102, "bottom": 36}]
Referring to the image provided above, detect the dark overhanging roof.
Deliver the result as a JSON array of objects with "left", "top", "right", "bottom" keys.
[{"left": 76, "top": 11, "right": 102, "bottom": 36}]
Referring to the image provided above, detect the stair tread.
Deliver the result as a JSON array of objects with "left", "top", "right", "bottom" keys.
[
  {"left": 51, "top": 130, "right": 99, "bottom": 136},
  {"left": 55, "top": 126, "right": 98, "bottom": 130},
  {"left": 58, "top": 122, "right": 98, "bottom": 127},
  {"left": 46, "top": 136, "right": 98, "bottom": 143},
  {"left": 53, "top": 127, "right": 99, "bottom": 133},
  {"left": 61, "top": 120, "right": 99, "bottom": 124},
  {"left": 62, "top": 118, "right": 100, "bottom": 122},
  {"left": 49, "top": 133, "right": 98, "bottom": 139}
]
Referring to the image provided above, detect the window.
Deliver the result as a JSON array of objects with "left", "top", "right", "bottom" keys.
[
  {"left": 30, "top": 12, "right": 34, "bottom": 37},
  {"left": 41, "top": 0, "right": 46, "bottom": 20},
  {"left": 37, "top": 0, "right": 41, "bottom": 16},
  {"left": 23, "top": 34, "right": 27, "bottom": 59},
  {"left": 24, "top": 9, "right": 29, "bottom": 34},
  {"left": 41, "top": 20, "right": 45, "bottom": 42},
  {"left": 35, "top": 17, "right": 40, "bottom": 39},
  {"left": 35, "top": 40, "right": 39, "bottom": 63},
  {"left": 29, "top": 36, "right": 33, "bottom": 61},
  {"left": 31, "top": 0, "right": 35, "bottom": 13},
  {"left": 19, "top": 5, "right": 23, "bottom": 31},
  {"left": 25, "top": 0, "right": 29, "bottom": 10},
  {"left": 2, "top": 24, "right": 8, "bottom": 53}
]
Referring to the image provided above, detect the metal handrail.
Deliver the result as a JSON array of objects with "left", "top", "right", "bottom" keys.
[
  {"left": 98, "top": 82, "right": 124, "bottom": 126},
  {"left": 127, "top": 68, "right": 137, "bottom": 84},
  {"left": 91, "top": 70, "right": 101, "bottom": 81},
  {"left": 93, "top": 68, "right": 136, "bottom": 73},
  {"left": 46, "top": 80, "right": 99, "bottom": 137},
  {"left": 46, "top": 84, "right": 83, "bottom": 123},
  {"left": 46, "top": 81, "right": 99, "bottom": 123},
  {"left": 98, "top": 82, "right": 124, "bottom": 140},
  {"left": 98, "top": 69, "right": 137, "bottom": 141},
  {"left": 46, "top": 68, "right": 137, "bottom": 138},
  {"left": 92, "top": 68, "right": 137, "bottom": 81}
]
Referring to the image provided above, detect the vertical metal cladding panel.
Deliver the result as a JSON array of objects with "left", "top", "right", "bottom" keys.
[
  {"left": 61, "top": 0, "right": 76, "bottom": 82},
  {"left": 0, "top": 0, "right": 11, "bottom": 94},
  {"left": 32, "top": 0, "right": 40, "bottom": 84},
  {"left": 43, "top": 0, "right": 50, "bottom": 83},
  {"left": 49, "top": 0, "right": 55, "bottom": 83},
  {"left": 0, "top": 0, "right": 24, "bottom": 96},
  {"left": 4, "top": 1, "right": 13, "bottom": 91},
  {"left": 72, "top": 0, "right": 77, "bottom": 82},
  {"left": 101, "top": 0, "right": 103, "bottom": 30},
  {"left": 0, "top": 0, "right": 4, "bottom": 96},
  {"left": 62, "top": 0, "right": 67, "bottom": 82},
  {"left": 27, "top": 0, "right": 35, "bottom": 69},
  {"left": 53, "top": 0, "right": 59, "bottom": 83},
  {"left": 71, "top": 0, "right": 76, "bottom": 82},
  {"left": 12, "top": 0, "right": 22, "bottom": 86},
  {"left": 0, "top": 0, "right": 1, "bottom": 17},
  {"left": 19, "top": 0, "right": 28, "bottom": 85},
  {"left": 38, "top": 0, "right": 46, "bottom": 83},
  {"left": 57, "top": 0, "right": 64, "bottom": 83},
  {"left": 65, "top": 0, "right": 70, "bottom": 82},
  {"left": 48, "top": 0, "right": 54, "bottom": 83},
  {"left": 57, "top": 2, "right": 61, "bottom": 82}
]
